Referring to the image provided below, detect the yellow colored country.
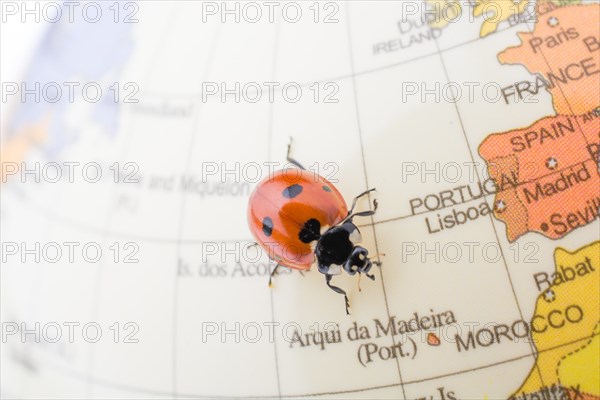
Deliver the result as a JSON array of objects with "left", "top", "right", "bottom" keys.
[
  {"left": 512, "top": 241, "right": 599, "bottom": 398},
  {"left": 426, "top": 0, "right": 461, "bottom": 30},
  {"left": 426, "top": 0, "right": 582, "bottom": 37},
  {"left": 473, "top": 0, "right": 529, "bottom": 38},
  {"left": 559, "top": 327, "right": 600, "bottom": 397}
]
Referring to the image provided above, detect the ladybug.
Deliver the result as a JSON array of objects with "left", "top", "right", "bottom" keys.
[{"left": 247, "top": 141, "right": 380, "bottom": 314}]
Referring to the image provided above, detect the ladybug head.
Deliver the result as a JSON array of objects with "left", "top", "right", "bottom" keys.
[
  {"left": 315, "top": 222, "right": 376, "bottom": 280},
  {"left": 343, "top": 246, "right": 373, "bottom": 276}
]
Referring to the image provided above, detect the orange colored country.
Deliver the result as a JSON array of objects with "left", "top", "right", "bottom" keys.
[
  {"left": 481, "top": 155, "right": 528, "bottom": 241},
  {"left": 479, "top": 113, "right": 600, "bottom": 241},
  {"left": 498, "top": 4, "right": 600, "bottom": 115},
  {"left": 1, "top": 121, "right": 48, "bottom": 184},
  {"left": 427, "top": 332, "right": 441, "bottom": 346}
]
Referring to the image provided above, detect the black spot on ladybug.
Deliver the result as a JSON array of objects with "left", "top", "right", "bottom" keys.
[
  {"left": 299, "top": 218, "right": 321, "bottom": 243},
  {"left": 262, "top": 217, "right": 273, "bottom": 237},
  {"left": 322, "top": 185, "right": 332, "bottom": 192},
  {"left": 282, "top": 184, "right": 303, "bottom": 198}
]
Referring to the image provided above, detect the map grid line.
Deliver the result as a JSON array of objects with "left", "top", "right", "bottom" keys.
[
  {"left": 26, "top": 331, "right": 599, "bottom": 399},
  {"left": 172, "top": 20, "right": 222, "bottom": 397},
  {"left": 432, "top": 20, "right": 547, "bottom": 390},
  {"left": 268, "top": 16, "right": 283, "bottom": 400},
  {"left": 344, "top": 2, "right": 407, "bottom": 399},
  {"left": 4, "top": 3, "right": 599, "bottom": 397}
]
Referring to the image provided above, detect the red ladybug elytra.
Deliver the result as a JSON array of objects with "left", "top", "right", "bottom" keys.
[{"left": 247, "top": 141, "right": 380, "bottom": 314}]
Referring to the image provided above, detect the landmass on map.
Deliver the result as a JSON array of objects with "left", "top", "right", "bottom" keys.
[
  {"left": 498, "top": 3, "right": 600, "bottom": 115},
  {"left": 478, "top": 2, "right": 600, "bottom": 241},
  {"left": 479, "top": 113, "right": 600, "bottom": 241},
  {"left": 510, "top": 241, "right": 599, "bottom": 400},
  {"left": 426, "top": 0, "right": 582, "bottom": 38}
]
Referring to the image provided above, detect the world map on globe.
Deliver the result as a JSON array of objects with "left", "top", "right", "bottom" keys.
[{"left": 1, "top": 1, "right": 599, "bottom": 399}]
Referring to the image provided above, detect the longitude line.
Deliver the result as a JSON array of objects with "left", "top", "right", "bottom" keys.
[
  {"left": 172, "top": 22, "right": 222, "bottom": 397},
  {"left": 344, "top": 2, "right": 407, "bottom": 399},
  {"left": 432, "top": 30, "right": 546, "bottom": 387},
  {"left": 267, "top": 17, "right": 283, "bottom": 400},
  {"left": 87, "top": 4, "right": 185, "bottom": 396}
]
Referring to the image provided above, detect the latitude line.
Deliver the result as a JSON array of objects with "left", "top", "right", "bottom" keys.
[
  {"left": 432, "top": 23, "right": 546, "bottom": 389},
  {"left": 0, "top": 189, "right": 251, "bottom": 243},
  {"left": 361, "top": 156, "right": 600, "bottom": 228},
  {"left": 23, "top": 331, "right": 600, "bottom": 399},
  {"left": 6, "top": 142, "right": 599, "bottom": 243},
  {"left": 344, "top": 2, "right": 407, "bottom": 399},
  {"left": 138, "top": 19, "right": 533, "bottom": 102}
]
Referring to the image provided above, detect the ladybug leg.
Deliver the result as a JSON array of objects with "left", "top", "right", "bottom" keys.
[
  {"left": 348, "top": 188, "right": 376, "bottom": 215},
  {"left": 268, "top": 264, "right": 281, "bottom": 288},
  {"left": 345, "top": 196, "right": 378, "bottom": 223},
  {"left": 370, "top": 253, "right": 385, "bottom": 269},
  {"left": 286, "top": 138, "right": 306, "bottom": 170},
  {"left": 326, "top": 274, "right": 350, "bottom": 315}
]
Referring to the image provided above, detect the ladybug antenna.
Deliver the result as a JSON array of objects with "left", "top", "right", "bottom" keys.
[{"left": 357, "top": 273, "right": 362, "bottom": 292}]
